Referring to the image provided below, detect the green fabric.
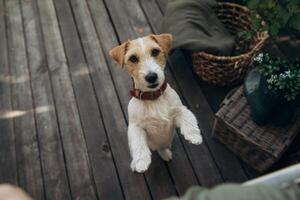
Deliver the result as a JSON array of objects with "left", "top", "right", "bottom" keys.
[
  {"left": 166, "top": 184, "right": 300, "bottom": 200},
  {"left": 162, "top": 0, "right": 235, "bottom": 55}
]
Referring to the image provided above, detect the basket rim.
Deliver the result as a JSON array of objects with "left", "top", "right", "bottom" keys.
[
  {"left": 216, "top": 2, "right": 250, "bottom": 13},
  {"left": 192, "top": 32, "right": 269, "bottom": 62},
  {"left": 193, "top": 2, "right": 269, "bottom": 62}
]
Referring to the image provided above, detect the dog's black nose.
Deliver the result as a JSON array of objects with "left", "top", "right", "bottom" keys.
[{"left": 145, "top": 72, "right": 158, "bottom": 84}]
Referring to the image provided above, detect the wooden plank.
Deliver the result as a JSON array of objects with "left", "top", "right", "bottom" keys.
[
  {"left": 52, "top": 0, "right": 125, "bottom": 199},
  {"left": 36, "top": 0, "right": 98, "bottom": 199},
  {"left": 180, "top": 50, "right": 259, "bottom": 179},
  {"left": 87, "top": 0, "right": 132, "bottom": 112},
  {"left": 19, "top": 0, "right": 72, "bottom": 199},
  {"left": 139, "top": 0, "right": 248, "bottom": 183},
  {"left": 68, "top": 0, "right": 153, "bottom": 199},
  {"left": 159, "top": 0, "right": 247, "bottom": 182},
  {"left": 5, "top": 0, "right": 44, "bottom": 198},
  {"left": 143, "top": 0, "right": 230, "bottom": 186},
  {"left": 87, "top": 0, "right": 180, "bottom": 197},
  {"left": 98, "top": 0, "right": 202, "bottom": 194},
  {"left": 0, "top": 0, "right": 18, "bottom": 185},
  {"left": 168, "top": 50, "right": 248, "bottom": 182},
  {"left": 192, "top": 82, "right": 232, "bottom": 113}
]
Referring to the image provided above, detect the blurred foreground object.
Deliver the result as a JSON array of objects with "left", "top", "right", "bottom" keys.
[
  {"left": 167, "top": 164, "right": 300, "bottom": 200},
  {"left": 0, "top": 184, "right": 32, "bottom": 200}
]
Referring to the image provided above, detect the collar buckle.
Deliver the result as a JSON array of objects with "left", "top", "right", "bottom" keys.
[{"left": 139, "top": 91, "right": 144, "bottom": 100}]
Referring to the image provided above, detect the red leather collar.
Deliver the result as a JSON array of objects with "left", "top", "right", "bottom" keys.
[{"left": 130, "top": 80, "right": 167, "bottom": 100}]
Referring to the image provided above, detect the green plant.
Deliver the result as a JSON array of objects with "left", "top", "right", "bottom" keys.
[
  {"left": 254, "top": 53, "right": 300, "bottom": 101},
  {"left": 240, "top": 0, "right": 300, "bottom": 38}
]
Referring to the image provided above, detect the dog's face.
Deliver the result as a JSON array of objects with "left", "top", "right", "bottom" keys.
[{"left": 109, "top": 34, "right": 173, "bottom": 92}]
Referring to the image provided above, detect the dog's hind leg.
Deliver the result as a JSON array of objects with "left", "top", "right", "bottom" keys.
[
  {"left": 175, "top": 106, "right": 203, "bottom": 145},
  {"left": 158, "top": 148, "right": 172, "bottom": 161}
]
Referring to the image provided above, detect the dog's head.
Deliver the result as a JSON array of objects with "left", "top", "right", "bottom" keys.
[{"left": 109, "top": 34, "right": 173, "bottom": 92}]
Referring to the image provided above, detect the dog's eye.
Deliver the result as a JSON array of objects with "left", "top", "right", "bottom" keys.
[
  {"left": 129, "top": 55, "right": 139, "bottom": 63},
  {"left": 151, "top": 49, "right": 160, "bottom": 57}
]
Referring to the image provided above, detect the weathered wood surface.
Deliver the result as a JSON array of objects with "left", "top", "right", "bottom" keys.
[
  {"left": 6, "top": 0, "right": 44, "bottom": 198},
  {"left": 0, "top": 0, "right": 18, "bottom": 186},
  {"left": 37, "top": 0, "right": 97, "bottom": 199},
  {"left": 0, "top": 0, "right": 299, "bottom": 199},
  {"left": 20, "top": 0, "right": 71, "bottom": 199},
  {"left": 53, "top": 0, "right": 124, "bottom": 199}
]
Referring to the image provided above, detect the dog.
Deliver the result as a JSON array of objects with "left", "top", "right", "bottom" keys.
[{"left": 109, "top": 34, "right": 202, "bottom": 173}]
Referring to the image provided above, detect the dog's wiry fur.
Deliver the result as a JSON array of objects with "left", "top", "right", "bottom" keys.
[{"left": 110, "top": 34, "right": 202, "bottom": 173}]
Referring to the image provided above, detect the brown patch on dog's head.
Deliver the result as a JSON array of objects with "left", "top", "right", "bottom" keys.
[
  {"left": 123, "top": 40, "right": 144, "bottom": 81},
  {"left": 149, "top": 34, "right": 173, "bottom": 57},
  {"left": 109, "top": 41, "right": 129, "bottom": 67}
]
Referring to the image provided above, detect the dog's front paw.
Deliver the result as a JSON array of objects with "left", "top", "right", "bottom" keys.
[
  {"left": 130, "top": 155, "right": 151, "bottom": 173},
  {"left": 184, "top": 129, "right": 203, "bottom": 145}
]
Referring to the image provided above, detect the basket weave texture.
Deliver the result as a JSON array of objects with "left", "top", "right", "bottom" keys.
[
  {"left": 213, "top": 87, "right": 300, "bottom": 172},
  {"left": 192, "top": 2, "right": 269, "bottom": 86}
]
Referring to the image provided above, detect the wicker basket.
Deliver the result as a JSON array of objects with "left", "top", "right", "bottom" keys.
[
  {"left": 192, "top": 2, "right": 269, "bottom": 86},
  {"left": 213, "top": 87, "right": 300, "bottom": 172}
]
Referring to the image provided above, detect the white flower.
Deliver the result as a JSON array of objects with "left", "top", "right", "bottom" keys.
[
  {"left": 284, "top": 70, "right": 291, "bottom": 77},
  {"left": 267, "top": 75, "right": 276, "bottom": 84},
  {"left": 254, "top": 53, "right": 263, "bottom": 63}
]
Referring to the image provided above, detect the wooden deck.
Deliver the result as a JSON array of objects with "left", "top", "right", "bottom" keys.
[{"left": 0, "top": 0, "right": 299, "bottom": 199}]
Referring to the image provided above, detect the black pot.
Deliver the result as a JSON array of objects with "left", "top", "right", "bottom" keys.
[{"left": 244, "top": 68, "right": 300, "bottom": 127}]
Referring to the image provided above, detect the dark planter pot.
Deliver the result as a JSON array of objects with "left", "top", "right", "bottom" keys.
[{"left": 244, "top": 68, "right": 300, "bottom": 127}]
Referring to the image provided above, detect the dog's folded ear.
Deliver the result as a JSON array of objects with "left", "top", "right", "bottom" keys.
[
  {"left": 109, "top": 41, "right": 129, "bottom": 68},
  {"left": 149, "top": 34, "right": 173, "bottom": 57}
]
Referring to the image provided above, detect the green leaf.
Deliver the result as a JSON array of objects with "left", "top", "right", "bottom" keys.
[
  {"left": 245, "top": 0, "right": 300, "bottom": 36},
  {"left": 237, "top": 32, "right": 244, "bottom": 37},
  {"left": 277, "top": 8, "right": 291, "bottom": 26},
  {"left": 287, "top": 2, "right": 300, "bottom": 14},
  {"left": 289, "top": 13, "right": 300, "bottom": 30},
  {"left": 266, "top": 0, "right": 275, "bottom": 9},
  {"left": 247, "top": 0, "right": 260, "bottom": 9},
  {"left": 269, "top": 23, "right": 280, "bottom": 35}
]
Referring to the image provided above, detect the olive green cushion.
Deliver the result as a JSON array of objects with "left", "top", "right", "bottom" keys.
[{"left": 162, "top": 0, "right": 235, "bottom": 55}]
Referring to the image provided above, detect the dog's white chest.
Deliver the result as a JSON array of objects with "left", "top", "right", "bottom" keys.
[
  {"left": 141, "top": 102, "right": 177, "bottom": 150},
  {"left": 128, "top": 85, "right": 182, "bottom": 150}
]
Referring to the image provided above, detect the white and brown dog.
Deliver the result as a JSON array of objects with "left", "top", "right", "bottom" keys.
[{"left": 109, "top": 34, "right": 202, "bottom": 173}]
